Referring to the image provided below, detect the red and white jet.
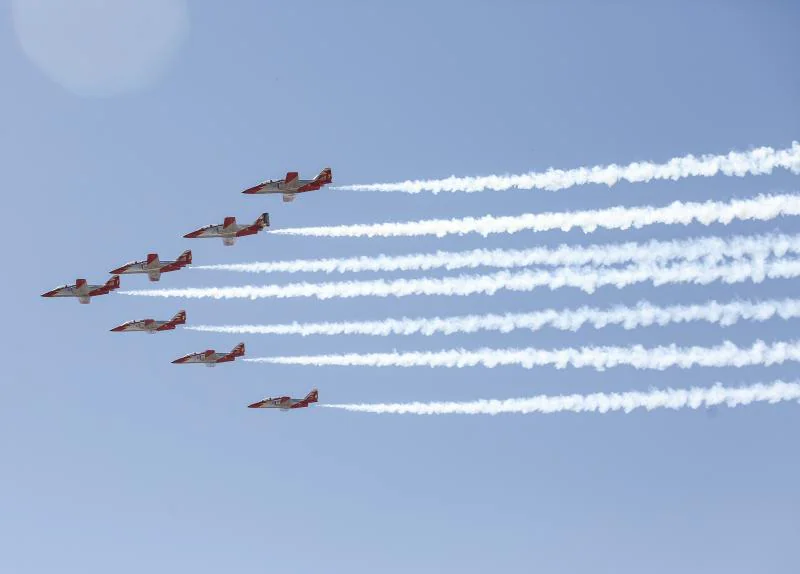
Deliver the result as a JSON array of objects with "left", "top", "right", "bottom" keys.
[
  {"left": 172, "top": 342, "right": 245, "bottom": 367},
  {"left": 241, "top": 167, "right": 332, "bottom": 202},
  {"left": 41, "top": 276, "right": 120, "bottom": 304},
  {"left": 110, "top": 250, "right": 192, "bottom": 282},
  {"left": 248, "top": 389, "right": 318, "bottom": 410},
  {"left": 111, "top": 310, "right": 186, "bottom": 334},
  {"left": 183, "top": 213, "right": 270, "bottom": 246}
]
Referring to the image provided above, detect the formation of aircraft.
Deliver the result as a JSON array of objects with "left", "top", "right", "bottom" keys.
[
  {"left": 248, "top": 389, "right": 319, "bottom": 410},
  {"left": 184, "top": 213, "right": 270, "bottom": 246},
  {"left": 41, "top": 276, "right": 120, "bottom": 304},
  {"left": 242, "top": 167, "right": 333, "bottom": 202},
  {"left": 111, "top": 310, "right": 187, "bottom": 333},
  {"left": 111, "top": 250, "right": 193, "bottom": 282},
  {"left": 172, "top": 343, "right": 245, "bottom": 366},
  {"left": 41, "top": 166, "right": 332, "bottom": 411}
]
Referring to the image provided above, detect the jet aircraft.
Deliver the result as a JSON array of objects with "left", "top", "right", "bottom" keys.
[
  {"left": 241, "top": 167, "right": 332, "bottom": 202},
  {"left": 248, "top": 389, "right": 318, "bottom": 410},
  {"left": 111, "top": 310, "right": 186, "bottom": 333},
  {"left": 184, "top": 213, "right": 270, "bottom": 246},
  {"left": 41, "top": 276, "right": 120, "bottom": 304},
  {"left": 172, "top": 342, "right": 245, "bottom": 366},
  {"left": 110, "top": 250, "right": 192, "bottom": 282}
]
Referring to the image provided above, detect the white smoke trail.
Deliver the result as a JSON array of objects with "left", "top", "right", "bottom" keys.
[
  {"left": 335, "top": 141, "right": 800, "bottom": 193},
  {"left": 192, "top": 232, "right": 800, "bottom": 274},
  {"left": 121, "top": 258, "right": 800, "bottom": 301},
  {"left": 246, "top": 339, "right": 800, "bottom": 371},
  {"left": 184, "top": 297, "right": 800, "bottom": 337},
  {"left": 269, "top": 194, "right": 800, "bottom": 239},
  {"left": 320, "top": 381, "right": 800, "bottom": 415}
]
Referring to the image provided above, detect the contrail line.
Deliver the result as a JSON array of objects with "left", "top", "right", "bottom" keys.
[
  {"left": 334, "top": 141, "right": 800, "bottom": 193},
  {"left": 320, "top": 381, "right": 800, "bottom": 415},
  {"left": 246, "top": 339, "right": 800, "bottom": 371},
  {"left": 184, "top": 297, "right": 800, "bottom": 337},
  {"left": 121, "top": 258, "right": 800, "bottom": 300},
  {"left": 192, "top": 232, "right": 800, "bottom": 274},
  {"left": 269, "top": 194, "right": 800, "bottom": 239}
]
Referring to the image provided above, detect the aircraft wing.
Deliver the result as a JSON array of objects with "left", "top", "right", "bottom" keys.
[{"left": 145, "top": 253, "right": 160, "bottom": 268}]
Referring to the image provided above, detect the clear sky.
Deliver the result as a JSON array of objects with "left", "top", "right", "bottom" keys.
[{"left": 2, "top": 1, "right": 799, "bottom": 572}]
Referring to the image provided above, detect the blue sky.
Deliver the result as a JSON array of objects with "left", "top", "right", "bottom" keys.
[{"left": 2, "top": 1, "right": 799, "bottom": 572}]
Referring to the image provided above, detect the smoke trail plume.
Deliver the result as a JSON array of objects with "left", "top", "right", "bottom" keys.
[
  {"left": 184, "top": 297, "right": 800, "bottom": 337},
  {"left": 246, "top": 339, "right": 800, "bottom": 371},
  {"left": 122, "top": 258, "right": 800, "bottom": 301},
  {"left": 335, "top": 142, "right": 800, "bottom": 193},
  {"left": 321, "top": 381, "right": 800, "bottom": 415},
  {"left": 193, "top": 232, "right": 800, "bottom": 275},
  {"left": 269, "top": 194, "right": 800, "bottom": 239}
]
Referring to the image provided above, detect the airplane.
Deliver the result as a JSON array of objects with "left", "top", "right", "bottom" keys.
[
  {"left": 111, "top": 310, "right": 186, "bottom": 334},
  {"left": 41, "top": 276, "right": 120, "bottom": 304},
  {"left": 241, "top": 167, "right": 332, "bottom": 202},
  {"left": 248, "top": 389, "right": 318, "bottom": 410},
  {"left": 183, "top": 213, "right": 270, "bottom": 246},
  {"left": 172, "top": 342, "right": 245, "bottom": 367},
  {"left": 110, "top": 250, "right": 192, "bottom": 282}
]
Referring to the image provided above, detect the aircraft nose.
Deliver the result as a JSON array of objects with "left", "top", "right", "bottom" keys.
[
  {"left": 110, "top": 325, "right": 125, "bottom": 332},
  {"left": 183, "top": 229, "right": 203, "bottom": 238},
  {"left": 247, "top": 401, "right": 262, "bottom": 408},
  {"left": 241, "top": 184, "right": 262, "bottom": 194},
  {"left": 171, "top": 357, "right": 185, "bottom": 364}
]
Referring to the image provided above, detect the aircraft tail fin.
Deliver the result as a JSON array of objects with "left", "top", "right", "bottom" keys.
[
  {"left": 305, "top": 388, "right": 319, "bottom": 404},
  {"left": 314, "top": 167, "right": 332, "bottom": 185},
  {"left": 231, "top": 342, "right": 245, "bottom": 357},
  {"left": 105, "top": 276, "right": 121, "bottom": 291},
  {"left": 256, "top": 212, "right": 270, "bottom": 229},
  {"left": 177, "top": 250, "right": 192, "bottom": 265},
  {"left": 170, "top": 310, "right": 187, "bottom": 326}
]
